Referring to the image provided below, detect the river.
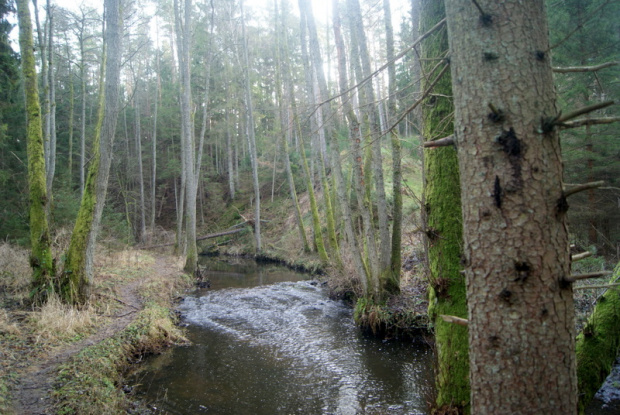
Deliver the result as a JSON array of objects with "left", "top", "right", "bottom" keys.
[{"left": 128, "top": 257, "right": 436, "bottom": 414}]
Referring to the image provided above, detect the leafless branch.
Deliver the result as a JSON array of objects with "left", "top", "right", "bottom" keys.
[
  {"left": 557, "top": 101, "right": 616, "bottom": 124},
  {"left": 388, "top": 64, "right": 450, "bottom": 133},
  {"left": 559, "top": 117, "right": 620, "bottom": 129},
  {"left": 564, "top": 181, "right": 605, "bottom": 198},
  {"left": 553, "top": 61, "right": 618, "bottom": 73},
  {"left": 564, "top": 271, "right": 613, "bottom": 283},
  {"left": 423, "top": 135, "right": 455, "bottom": 148},
  {"left": 314, "top": 18, "right": 447, "bottom": 110},
  {"left": 571, "top": 251, "right": 592, "bottom": 262},
  {"left": 440, "top": 314, "right": 469, "bottom": 326},
  {"left": 574, "top": 283, "right": 620, "bottom": 290}
]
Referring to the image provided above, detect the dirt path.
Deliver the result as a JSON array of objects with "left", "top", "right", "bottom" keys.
[{"left": 12, "top": 256, "right": 178, "bottom": 415}]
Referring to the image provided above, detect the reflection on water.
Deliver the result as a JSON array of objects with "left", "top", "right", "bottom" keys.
[{"left": 129, "top": 258, "right": 435, "bottom": 414}]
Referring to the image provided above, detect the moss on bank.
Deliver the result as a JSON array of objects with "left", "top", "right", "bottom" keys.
[{"left": 576, "top": 263, "right": 620, "bottom": 414}]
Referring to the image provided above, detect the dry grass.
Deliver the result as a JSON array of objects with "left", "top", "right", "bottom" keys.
[
  {"left": 0, "top": 242, "right": 32, "bottom": 305},
  {"left": 0, "top": 309, "right": 21, "bottom": 336},
  {"left": 30, "top": 294, "right": 98, "bottom": 343}
]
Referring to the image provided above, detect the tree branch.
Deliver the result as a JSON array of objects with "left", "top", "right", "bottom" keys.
[
  {"left": 564, "top": 181, "right": 605, "bottom": 198},
  {"left": 440, "top": 314, "right": 469, "bottom": 326},
  {"left": 574, "top": 283, "right": 620, "bottom": 290},
  {"left": 423, "top": 135, "right": 455, "bottom": 148},
  {"left": 314, "top": 18, "right": 447, "bottom": 111},
  {"left": 559, "top": 117, "right": 620, "bottom": 129},
  {"left": 388, "top": 64, "right": 450, "bottom": 133},
  {"left": 553, "top": 61, "right": 618, "bottom": 73},
  {"left": 557, "top": 101, "right": 615, "bottom": 123},
  {"left": 564, "top": 271, "right": 613, "bottom": 283},
  {"left": 571, "top": 251, "right": 592, "bottom": 262}
]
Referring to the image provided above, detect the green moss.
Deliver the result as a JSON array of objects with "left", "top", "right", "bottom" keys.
[
  {"left": 420, "top": 0, "right": 469, "bottom": 412},
  {"left": 576, "top": 263, "right": 620, "bottom": 414}
]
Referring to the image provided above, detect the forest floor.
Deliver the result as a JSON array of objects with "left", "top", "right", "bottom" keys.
[{"left": 0, "top": 246, "right": 191, "bottom": 414}]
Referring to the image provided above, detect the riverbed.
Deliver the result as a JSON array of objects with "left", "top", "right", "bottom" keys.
[{"left": 128, "top": 258, "right": 436, "bottom": 414}]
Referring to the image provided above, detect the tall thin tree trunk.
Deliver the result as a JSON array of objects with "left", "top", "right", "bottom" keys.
[
  {"left": 240, "top": 0, "right": 261, "bottom": 252},
  {"left": 150, "top": 29, "right": 160, "bottom": 234},
  {"left": 383, "top": 0, "right": 402, "bottom": 293},
  {"left": 174, "top": 0, "right": 197, "bottom": 272},
  {"left": 226, "top": 107, "right": 235, "bottom": 199},
  {"left": 65, "top": 34, "right": 75, "bottom": 190},
  {"left": 16, "top": 0, "right": 55, "bottom": 304},
  {"left": 134, "top": 88, "right": 146, "bottom": 243},
  {"left": 79, "top": 32, "right": 87, "bottom": 197},
  {"left": 46, "top": 6, "right": 57, "bottom": 201}
]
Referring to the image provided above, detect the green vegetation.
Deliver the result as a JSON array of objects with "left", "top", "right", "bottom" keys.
[
  {"left": 53, "top": 304, "right": 186, "bottom": 414},
  {"left": 576, "top": 263, "right": 620, "bottom": 414}
]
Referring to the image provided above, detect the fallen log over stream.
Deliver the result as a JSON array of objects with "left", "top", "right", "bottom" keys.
[{"left": 142, "top": 227, "right": 246, "bottom": 249}]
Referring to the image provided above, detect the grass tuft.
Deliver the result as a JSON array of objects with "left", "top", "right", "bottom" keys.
[{"left": 31, "top": 295, "right": 98, "bottom": 343}]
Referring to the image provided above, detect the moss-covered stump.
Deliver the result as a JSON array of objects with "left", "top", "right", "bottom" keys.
[{"left": 576, "top": 263, "right": 620, "bottom": 414}]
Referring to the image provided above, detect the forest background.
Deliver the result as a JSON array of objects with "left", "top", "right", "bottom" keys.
[
  {"left": 0, "top": 0, "right": 618, "bottom": 268},
  {"left": 0, "top": 0, "right": 619, "bottom": 413}
]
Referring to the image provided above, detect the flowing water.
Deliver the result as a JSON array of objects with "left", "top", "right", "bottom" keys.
[{"left": 129, "top": 258, "right": 435, "bottom": 414}]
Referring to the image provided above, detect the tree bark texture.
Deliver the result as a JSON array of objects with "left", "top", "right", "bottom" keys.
[
  {"left": 444, "top": 1, "right": 576, "bottom": 413},
  {"left": 16, "top": 0, "right": 55, "bottom": 303},
  {"left": 419, "top": 0, "right": 469, "bottom": 411}
]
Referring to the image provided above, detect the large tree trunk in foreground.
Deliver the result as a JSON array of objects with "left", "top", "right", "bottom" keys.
[
  {"left": 419, "top": 0, "right": 469, "bottom": 412},
  {"left": 444, "top": 1, "right": 576, "bottom": 413},
  {"left": 61, "top": 0, "right": 123, "bottom": 303},
  {"left": 16, "top": 0, "right": 55, "bottom": 304}
]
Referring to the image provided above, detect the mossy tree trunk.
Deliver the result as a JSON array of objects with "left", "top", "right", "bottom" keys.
[
  {"left": 419, "top": 1, "right": 469, "bottom": 412},
  {"left": 576, "top": 263, "right": 620, "bottom": 414},
  {"left": 383, "top": 0, "right": 402, "bottom": 295},
  {"left": 16, "top": 0, "right": 55, "bottom": 304},
  {"left": 61, "top": 0, "right": 123, "bottom": 304},
  {"left": 444, "top": 1, "right": 576, "bottom": 412}
]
